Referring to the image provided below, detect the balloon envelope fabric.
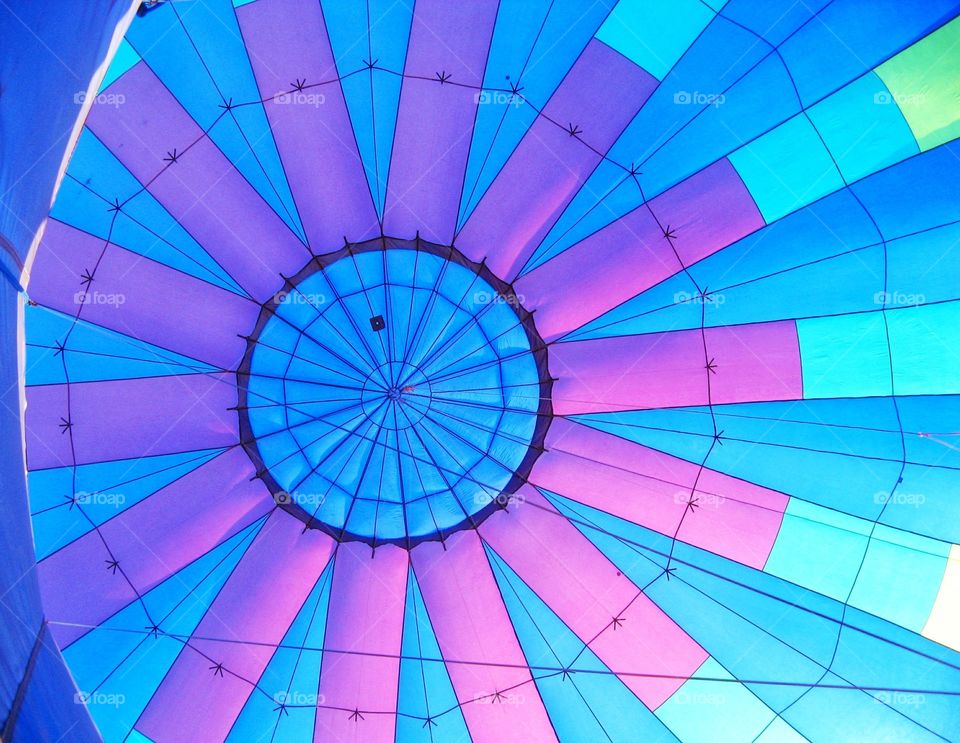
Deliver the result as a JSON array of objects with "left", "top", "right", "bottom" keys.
[{"left": 23, "top": 0, "right": 960, "bottom": 741}]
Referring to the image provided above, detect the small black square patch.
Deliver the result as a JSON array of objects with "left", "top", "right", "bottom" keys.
[{"left": 369, "top": 315, "right": 386, "bottom": 332}]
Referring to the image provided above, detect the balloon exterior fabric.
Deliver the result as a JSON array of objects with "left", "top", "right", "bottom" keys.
[{"left": 1, "top": 1, "right": 134, "bottom": 740}]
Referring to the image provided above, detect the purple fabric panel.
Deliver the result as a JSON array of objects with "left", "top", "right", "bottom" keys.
[
  {"left": 550, "top": 320, "right": 803, "bottom": 415},
  {"left": 25, "top": 383, "right": 71, "bottom": 470},
  {"left": 550, "top": 330, "right": 708, "bottom": 415},
  {"left": 139, "top": 512, "right": 336, "bottom": 743},
  {"left": 29, "top": 220, "right": 254, "bottom": 370},
  {"left": 652, "top": 159, "right": 763, "bottom": 268},
  {"left": 237, "top": 0, "right": 380, "bottom": 250},
  {"left": 38, "top": 449, "right": 272, "bottom": 649},
  {"left": 705, "top": 321, "right": 803, "bottom": 404},
  {"left": 517, "top": 206, "right": 678, "bottom": 342},
  {"left": 481, "top": 487, "right": 707, "bottom": 707},
  {"left": 531, "top": 420, "right": 789, "bottom": 569},
  {"left": 25, "top": 373, "right": 237, "bottom": 470},
  {"left": 410, "top": 530, "right": 558, "bottom": 743},
  {"left": 516, "top": 160, "right": 765, "bottom": 340},
  {"left": 539, "top": 42, "right": 656, "bottom": 165},
  {"left": 382, "top": 0, "right": 499, "bottom": 243},
  {"left": 314, "top": 543, "right": 407, "bottom": 742},
  {"left": 458, "top": 40, "right": 657, "bottom": 278},
  {"left": 85, "top": 64, "right": 308, "bottom": 301}
]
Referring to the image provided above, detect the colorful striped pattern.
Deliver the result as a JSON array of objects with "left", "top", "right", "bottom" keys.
[{"left": 23, "top": 1, "right": 960, "bottom": 740}]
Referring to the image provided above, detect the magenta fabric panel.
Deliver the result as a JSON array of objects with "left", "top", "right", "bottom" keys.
[
  {"left": 25, "top": 373, "right": 238, "bottom": 470},
  {"left": 139, "top": 512, "right": 336, "bottom": 743},
  {"left": 30, "top": 220, "right": 254, "bottom": 370},
  {"left": 549, "top": 320, "right": 803, "bottom": 415},
  {"left": 237, "top": 0, "right": 381, "bottom": 250},
  {"left": 458, "top": 40, "right": 657, "bottom": 279},
  {"left": 550, "top": 330, "right": 708, "bottom": 414},
  {"left": 410, "top": 530, "right": 558, "bottom": 743},
  {"left": 656, "top": 159, "right": 764, "bottom": 268},
  {"left": 481, "top": 487, "right": 708, "bottom": 708},
  {"left": 704, "top": 321, "right": 803, "bottom": 405},
  {"left": 86, "top": 64, "right": 309, "bottom": 302},
  {"left": 531, "top": 419, "right": 789, "bottom": 569},
  {"left": 314, "top": 543, "right": 407, "bottom": 742},
  {"left": 38, "top": 449, "right": 273, "bottom": 649},
  {"left": 516, "top": 160, "right": 765, "bottom": 340},
  {"left": 381, "top": 0, "right": 499, "bottom": 244}
]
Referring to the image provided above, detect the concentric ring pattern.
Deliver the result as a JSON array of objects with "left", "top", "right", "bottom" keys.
[{"left": 23, "top": 1, "right": 960, "bottom": 742}]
